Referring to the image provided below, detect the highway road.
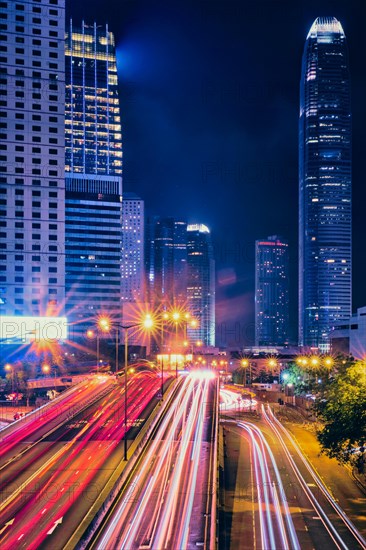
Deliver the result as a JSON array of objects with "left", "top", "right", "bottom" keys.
[
  {"left": 0, "top": 370, "right": 170, "bottom": 550},
  {"left": 91, "top": 371, "right": 218, "bottom": 550},
  {"left": 262, "top": 404, "right": 366, "bottom": 550},
  {"left": 220, "top": 388, "right": 366, "bottom": 550}
]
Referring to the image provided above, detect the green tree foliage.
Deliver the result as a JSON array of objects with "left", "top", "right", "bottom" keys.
[{"left": 316, "top": 362, "right": 366, "bottom": 464}]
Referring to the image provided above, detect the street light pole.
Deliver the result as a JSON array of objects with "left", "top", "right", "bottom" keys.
[
  {"left": 97, "top": 331, "right": 100, "bottom": 374},
  {"left": 115, "top": 327, "right": 119, "bottom": 374},
  {"left": 124, "top": 327, "right": 128, "bottom": 461}
]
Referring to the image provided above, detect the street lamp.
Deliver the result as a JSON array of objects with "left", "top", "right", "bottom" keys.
[
  {"left": 241, "top": 359, "right": 249, "bottom": 387},
  {"left": 87, "top": 329, "right": 101, "bottom": 373},
  {"left": 323, "top": 356, "right": 334, "bottom": 369},
  {"left": 98, "top": 314, "right": 154, "bottom": 461},
  {"left": 42, "top": 363, "right": 56, "bottom": 390}
]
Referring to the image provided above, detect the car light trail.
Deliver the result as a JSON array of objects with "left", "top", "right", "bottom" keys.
[
  {"left": 225, "top": 417, "right": 300, "bottom": 550},
  {"left": 95, "top": 373, "right": 216, "bottom": 550},
  {"left": 0, "top": 372, "right": 166, "bottom": 550},
  {"left": 263, "top": 405, "right": 366, "bottom": 550},
  {"left": 220, "top": 388, "right": 257, "bottom": 412}
]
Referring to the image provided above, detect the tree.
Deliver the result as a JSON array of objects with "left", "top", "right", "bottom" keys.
[
  {"left": 315, "top": 362, "right": 366, "bottom": 465},
  {"left": 281, "top": 362, "right": 307, "bottom": 394}
]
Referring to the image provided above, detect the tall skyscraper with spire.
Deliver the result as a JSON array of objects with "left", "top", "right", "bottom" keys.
[{"left": 299, "top": 17, "right": 352, "bottom": 351}]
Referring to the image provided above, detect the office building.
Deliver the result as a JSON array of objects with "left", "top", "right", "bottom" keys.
[
  {"left": 255, "top": 236, "right": 289, "bottom": 346},
  {"left": 186, "top": 224, "right": 215, "bottom": 346},
  {"left": 64, "top": 21, "right": 122, "bottom": 328},
  {"left": 330, "top": 307, "right": 366, "bottom": 360},
  {"left": 173, "top": 220, "right": 188, "bottom": 305},
  {"left": 121, "top": 192, "right": 144, "bottom": 303},
  {"left": 0, "top": 0, "right": 66, "bottom": 318},
  {"left": 64, "top": 173, "right": 122, "bottom": 327},
  {"left": 299, "top": 17, "right": 352, "bottom": 351},
  {"left": 65, "top": 20, "right": 122, "bottom": 176}
]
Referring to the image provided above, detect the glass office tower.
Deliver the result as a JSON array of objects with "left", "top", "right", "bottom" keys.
[
  {"left": 299, "top": 17, "right": 352, "bottom": 350},
  {"left": 64, "top": 22, "right": 122, "bottom": 329},
  {"left": 65, "top": 20, "right": 122, "bottom": 175},
  {"left": 255, "top": 236, "right": 289, "bottom": 346},
  {"left": 187, "top": 224, "right": 215, "bottom": 347}
]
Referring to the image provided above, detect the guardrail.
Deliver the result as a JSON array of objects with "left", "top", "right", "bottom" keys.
[
  {"left": 205, "top": 376, "right": 219, "bottom": 549},
  {"left": 0, "top": 376, "right": 113, "bottom": 441}
]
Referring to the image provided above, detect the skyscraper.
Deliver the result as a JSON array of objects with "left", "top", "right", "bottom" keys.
[
  {"left": 145, "top": 216, "right": 174, "bottom": 307},
  {"left": 65, "top": 21, "right": 122, "bottom": 176},
  {"left": 64, "top": 22, "right": 122, "bottom": 328},
  {"left": 299, "top": 17, "right": 352, "bottom": 350},
  {"left": 0, "top": 0, "right": 66, "bottom": 319},
  {"left": 187, "top": 224, "right": 215, "bottom": 346},
  {"left": 255, "top": 236, "right": 289, "bottom": 347},
  {"left": 121, "top": 192, "right": 144, "bottom": 303},
  {"left": 145, "top": 217, "right": 188, "bottom": 309},
  {"left": 172, "top": 220, "right": 188, "bottom": 306}
]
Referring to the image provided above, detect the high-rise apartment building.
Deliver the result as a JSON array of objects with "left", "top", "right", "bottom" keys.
[
  {"left": 186, "top": 224, "right": 215, "bottom": 346},
  {"left": 121, "top": 192, "right": 144, "bottom": 303},
  {"left": 0, "top": 0, "right": 66, "bottom": 318},
  {"left": 299, "top": 17, "right": 352, "bottom": 350},
  {"left": 255, "top": 236, "right": 289, "bottom": 346},
  {"left": 64, "top": 21, "right": 122, "bottom": 328}
]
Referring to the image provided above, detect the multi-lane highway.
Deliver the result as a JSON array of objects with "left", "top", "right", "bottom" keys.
[
  {"left": 0, "top": 370, "right": 170, "bottom": 550},
  {"left": 91, "top": 371, "right": 218, "bottom": 550},
  {"left": 220, "top": 388, "right": 366, "bottom": 550},
  {"left": 262, "top": 404, "right": 366, "bottom": 550}
]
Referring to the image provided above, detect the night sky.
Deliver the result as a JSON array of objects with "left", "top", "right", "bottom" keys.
[{"left": 66, "top": 0, "right": 366, "bottom": 348}]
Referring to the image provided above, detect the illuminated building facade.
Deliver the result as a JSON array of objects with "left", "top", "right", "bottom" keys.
[
  {"left": 145, "top": 217, "right": 187, "bottom": 307},
  {"left": 64, "top": 22, "right": 123, "bottom": 329},
  {"left": 186, "top": 224, "right": 215, "bottom": 346},
  {"left": 173, "top": 221, "right": 188, "bottom": 305},
  {"left": 330, "top": 306, "right": 366, "bottom": 359},
  {"left": 65, "top": 21, "right": 122, "bottom": 175},
  {"left": 299, "top": 17, "right": 352, "bottom": 350},
  {"left": 255, "top": 236, "right": 289, "bottom": 346},
  {"left": 0, "top": 0, "right": 66, "bottom": 318},
  {"left": 121, "top": 192, "right": 144, "bottom": 303},
  {"left": 64, "top": 174, "right": 122, "bottom": 327}
]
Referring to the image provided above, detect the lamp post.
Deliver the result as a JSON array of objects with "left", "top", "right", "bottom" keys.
[
  {"left": 160, "top": 311, "right": 169, "bottom": 397},
  {"left": 98, "top": 314, "right": 153, "bottom": 461},
  {"left": 87, "top": 329, "right": 100, "bottom": 373},
  {"left": 241, "top": 359, "right": 249, "bottom": 388},
  {"left": 42, "top": 363, "right": 56, "bottom": 390}
]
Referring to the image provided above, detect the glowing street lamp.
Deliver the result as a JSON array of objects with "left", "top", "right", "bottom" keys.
[
  {"left": 98, "top": 317, "right": 110, "bottom": 332},
  {"left": 42, "top": 363, "right": 50, "bottom": 374},
  {"left": 172, "top": 311, "right": 181, "bottom": 322},
  {"left": 241, "top": 359, "right": 249, "bottom": 387},
  {"left": 323, "top": 356, "right": 334, "bottom": 369}
]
